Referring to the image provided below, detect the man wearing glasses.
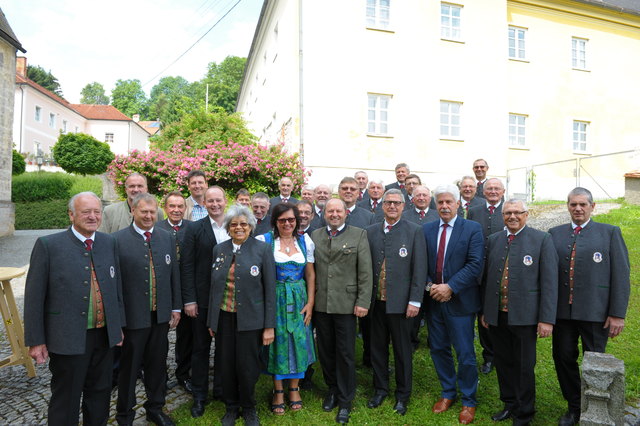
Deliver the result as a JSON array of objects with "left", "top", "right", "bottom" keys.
[
  {"left": 365, "top": 189, "right": 426, "bottom": 416},
  {"left": 480, "top": 199, "right": 558, "bottom": 425},
  {"left": 338, "top": 176, "right": 374, "bottom": 229},
  {"left": 472, "top": 159, "right": 489, "bottom": 199}
]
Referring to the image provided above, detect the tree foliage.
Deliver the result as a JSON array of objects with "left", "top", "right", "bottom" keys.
[
  {"left": 199, "top": 56, "right": 246, "bottom": 114},
  {"left": 148, "top": 76, "right": 201, "bottom": 126},
  {"left": 111, "top": 79, "right": 148, "bottom": 118},
  {"left": 150, "top": 109, "right": 257, "bottom": 151},
  {"left": 52, "top": 133, "right": 115, "bottom": 176},
  {"left": 12, "top": 149, "right": 26, "bottom": 175},
  {"left": 80, "top": 82, "right": 109, "bottom": 104},
  {"left": 27, "top": 65, "right": 63, "bottom": 97}
]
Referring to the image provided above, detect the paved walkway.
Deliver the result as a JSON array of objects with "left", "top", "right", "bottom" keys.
[{"left": 1, "top": 205, "right": 639, "bottom": 425}]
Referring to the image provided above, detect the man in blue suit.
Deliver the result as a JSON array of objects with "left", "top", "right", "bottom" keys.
[{"left": 423, "top": 184, "right": 484, "bottom": 425}]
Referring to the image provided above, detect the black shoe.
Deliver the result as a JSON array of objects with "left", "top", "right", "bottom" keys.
[
  {"left": 178, "top": 378, "right": 193, "bottom": 394},
  {"left": 300, "top": 366, "right": 314, "bottom": 390},
  {"left": 367, "top": 392, "right": 387, "bottom": 408},
  {"left": 323, "top": 393, "right": 338, "bottom": 411},
  {"left": 491, "top": 408, "right": 513, "bottom": 421},
  {"left": 190, "top": 399, "right": 206, "bottom": 418},
  {"left": 242, "top": 408, "right": 260, "bottom": 426},
  {"left": 558, "top": 411, "right": 580, "bottom": 426},
  {"left": 146, "top": 410, "right": 175, "bottom": 426},
  {"left": 336, "top": 407, "right": 350, "bottom": 424},
  {"left": 393, "top": 400, "right": 408, "bottom": 415},
  {"left": 221, "top": 408, "right": 240, "bottom": 426},
  {"left": 480, "top": 361, "right": 493, "bottom": 374}
]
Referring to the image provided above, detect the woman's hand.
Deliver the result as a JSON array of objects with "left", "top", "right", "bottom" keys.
[
  {"left": 262, "top": 327, "right": 275, "bottom": 345},
  {"left": 300, "top": 303, "right": 314, "bottom": 326}
]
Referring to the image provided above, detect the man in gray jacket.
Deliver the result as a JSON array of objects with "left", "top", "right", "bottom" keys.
[
  {"left": 311, "top": 198, "right": 373, "bottom": 424},
  {"left": 549, "top": 187, "right": 630, "bottom": 426},
  {"left": 113, "top": 193, "right": 181, "bottom": 426},
  {"left": 25, "top": 192, "right": 125, "bottom": 425}
]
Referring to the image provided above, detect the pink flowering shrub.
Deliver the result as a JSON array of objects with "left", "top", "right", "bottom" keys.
[{"left": 107, "top": 141, "right": 309, "bottom": 199}]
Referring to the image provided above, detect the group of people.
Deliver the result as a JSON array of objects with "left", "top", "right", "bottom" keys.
[{"left": 23, "top": 160, "right": 630, "bottom": 426}]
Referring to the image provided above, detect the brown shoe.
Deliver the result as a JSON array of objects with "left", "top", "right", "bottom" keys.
[
  {"left": 459, "top": 406, "right": 476, "bottom": 424},
  {"left": 432, "top": 398, "right": 455, "bottom": 413}
]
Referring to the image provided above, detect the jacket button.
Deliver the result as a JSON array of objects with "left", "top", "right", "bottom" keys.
[
  {"left": 145, "top": 254, "right": 149, "bottom": 258},
  {"left": 84, "top": 266, "right": 89, "bottom": 270},
  {"left": 83, "top": 281, "right": 89, "bottom": 285},
  {"left": 81, "top": 312, "right": 86, "bottom": 316},
  {"left": 145, "top": 280, "right": 149, "bottom": 283},
  {"left": 83, "top": 296, "right": 88, "bottom": 300},
  {"left": 145, "top": 291, "right": 149, "bottom": 295},
  {"left": 145, "top": 267, "right": 149, "bottom": 270},
  {"left": 84, "top": 252, "right": 89, "bottom": 257}
]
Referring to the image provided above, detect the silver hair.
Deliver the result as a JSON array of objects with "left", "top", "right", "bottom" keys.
[
  {"left": 368, "top": 179, "right": 384, "bottom": 187},
  {"left": 504, "top": 198, "right": 528, "bottom": 212},
  {"left": 433, "top": 184, "right": 460, "bottom": 202},
  {"left": 224, "top": 204, "right": 257, "bottom": 231},
  {"left": 68, "top": 192, "right": 102, "bottom": 213},
  {"left": 302, "top": 185, "right": 315, "bottom": 192},
  {"left": 413, "top": 185, "right": 431, "bottom": 196},
  {"left": 131, "top": 193, "right": 157, "bottom": 209},
  {"left": 460, "top": 175, "right": 476, "bottom": 184},
  {"left": 395, "top": 163, "right": 410, "bottom": 171},
  {"left": 382, "top": 188, "right": 405, "bottom": 203},
  {"left": 567, "top": 187, "right": 594, "bottom": 204}
]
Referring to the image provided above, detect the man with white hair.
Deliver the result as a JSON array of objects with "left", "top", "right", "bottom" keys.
[
  {"left": 354, "top": 171, "right": 369, "bottom": 201},
  {"left": 423, "top": 184, "right": 484, "bottom": 425}
]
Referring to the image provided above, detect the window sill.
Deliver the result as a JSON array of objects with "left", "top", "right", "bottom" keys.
[
  {"left": 508, "top": 145, "right": 530, "bottom": 151},
  {"left": 367, "top": 133, "right": 394, "bottom": 139},
  {"left": 572, "top": 67, "right": 590, "bottom": 72},
  {"left": 366, "top": 27, "right": 395, "bottom": 34},
  {"left": 440, "top": 137, "right": 464, "bottom": 142},
  {"left": 441, "top": 38, "right": 464, "bottom": 44},
  {"left": 572, "top": 151, "right": 591, "bottom": 156},
  {"left": 509, "top": 58, "right": 529, "bottom": 63}
]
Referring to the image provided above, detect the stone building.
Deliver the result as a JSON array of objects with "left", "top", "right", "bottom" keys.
[{"left": 0, "top": 8, "right": 25, "bottom": 237}]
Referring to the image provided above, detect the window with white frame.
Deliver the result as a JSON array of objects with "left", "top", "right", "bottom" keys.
[
  {"left": 62, "top": 120, "right": 68, "bottom": 134},
  {"left": 105, "top": 133, "right": 114, "bottom": 143},
  {"left": 35, "top": 106, "right": 42, "bottom": 122},
  {"left": 508, "top": 26, "right": 527, "bottom": 60},
  {"left": 366, "top": 0, "right": 390, "bottom": 30},
  {"left": 367, "top": 94, "right": 391, "bottom": 135},
  {"left": 49, "top": 113, "right": 56, "bottom": 128},
  {"left": 572, "top": 121, "right": 588, "bottom": 152},
  {"left": 572, "top": 37, "right": 587, "bottom": 69},
  {"left": 441, "top": 3, "right": 462, "bottom": 40},
  {"left": 440, "top": 101, "right": 462, "bottom": 139},
  {"left": 509, "top": 114, "right": 527, "bottom": 147}
]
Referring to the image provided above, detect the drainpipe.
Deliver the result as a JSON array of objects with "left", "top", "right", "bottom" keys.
[
  {"left": 19, "top": 85, "right": 25, "bottom": 152},
  {"left": 298, "top": 0, "right": 304, "bottom": 165}
]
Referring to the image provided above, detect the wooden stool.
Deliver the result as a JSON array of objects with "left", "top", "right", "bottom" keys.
[{"left": 0, "top": 267, "right": 36, "bottom": 377}]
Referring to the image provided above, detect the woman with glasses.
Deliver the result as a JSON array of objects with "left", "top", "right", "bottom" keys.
[
  {"left": 256, "top": 202, "right": 317, "bottom": 415},
  {"left": 207, "top": 204, "right": 276, "bottom": 426}
]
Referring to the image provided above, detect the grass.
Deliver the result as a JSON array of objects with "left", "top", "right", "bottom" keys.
[
  {"left": 170, "top": 204, "right": 640, "bottom": 425},
  {"left": 69, "top": 174, "right": 103, "bottom": 198}
]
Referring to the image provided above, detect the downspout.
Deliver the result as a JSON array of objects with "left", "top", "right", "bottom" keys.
[
  {"left": 19, "top": 85, "right": 25, "bottom": 152},
  {"left": 128, "top": 121, "right": 132, "bottom": 153},
  {"left": 298, "top": 0, "right": 304, "bottom": 165}
]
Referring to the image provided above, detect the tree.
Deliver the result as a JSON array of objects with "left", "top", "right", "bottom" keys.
[
  {"left": 12, "top": 149, "right": 26, "bottom": 175},
  {"left": 80, "top": 82, "right": 109, "bottom": 104},
  {"left": 27, "top": 65, "right": 63, "bottom": 97},
  {"left": 199, "top": 56, "right": 246, "bottom": 113},
  {"left": 150, "top": 108, "right": 257, "bottom": 151},
  {"left": 52, "top": 133, "right": 114, "bottom": 176},
  {"left": 111, "top": 79, "right": 148, "bottom": 118},
  {"left": 148, "top": 76, "right": 201, "bottom": 126}
]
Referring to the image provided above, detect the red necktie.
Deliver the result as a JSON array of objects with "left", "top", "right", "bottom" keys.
[
  {"left": 330, "top": 230, "right": 338, "bottom": 237},
  {"left": 386, "top": 225, "right": 393, "bottom": 232},
  {"left": 478, "top": 181, "right": 482, "bottom": 186},
  {"left": 257, "top": 218, "right": 262, "bottom": 225},
  {"left": 173, "top": 225, "right": 180, "bottom": 232},
  {"left": 419, "top": 210, "right": 425, "bottom": 219},
  {"left": 574, "top": 225, "right": 582, "bottom": 235},
  {"left": 144, "top": 231, "right": 152, "bottom": 242},
  {"left": 436, "top": 224, "right": 448, "bottom": 284},
  {"left": 85, "top": 238, "right": 93, "bottom": 251},
  {"left": 372, "top": 200, "right": 378, "bottom": 209},
  {"left": 298, "top": 231, "right": 305, "bottom": 236},
  {"left": 508, "top": 234, "right": 515, "bottom": 244},
  {"left": 359, "top": 191, "right": 363, "bottom": 201},
  {"left": 489, "top": 205, "right": 495, "bottom": 215},
  {"left": 282, "top": 198, "right": 289, "bottom": 203},
  {"left": 399, "top": 184, "right": 405, "bottom": 189},
  {"left": 346, "top": 209, "right": 351, "bottom": 215}
]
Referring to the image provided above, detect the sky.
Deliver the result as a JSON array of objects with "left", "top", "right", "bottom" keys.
[{"left": 2, "top": 0, "right": 263, "bottom": 103}]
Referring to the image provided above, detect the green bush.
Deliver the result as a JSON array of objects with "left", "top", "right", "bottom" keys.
[
  {"left": 53, "top": 133, "right": 114, "bottom": 176},
  {"left": 12, "top": 149, "right": 26, "bottom": 175},
  {"left": 14, "top": 199, "right": 70, "bottom": 230},
  {"left": 70, "top": 175, "right": 103, "bottom": 198},
  {"left": 12, "top": 172, "right": 73, "bottom": 202}
]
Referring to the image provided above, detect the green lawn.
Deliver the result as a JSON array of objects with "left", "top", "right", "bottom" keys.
[{"left": 171, "top": 204, "right": 640, "bottom": 425}]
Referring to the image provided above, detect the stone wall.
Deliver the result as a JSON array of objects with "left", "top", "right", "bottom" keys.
[
  {"left": 0, "top": 39, "right": 17, "bottom": 237},
  {"left": 624, "top": 173, "right": 640, "bottom": 205}
]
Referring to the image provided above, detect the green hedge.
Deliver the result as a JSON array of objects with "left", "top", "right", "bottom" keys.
[
  {"left": 14, "top": 199, "right": 70, "bottom": 230},
  {"left": 12, "top": 172, "right": 73, "bottom": 202}
]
